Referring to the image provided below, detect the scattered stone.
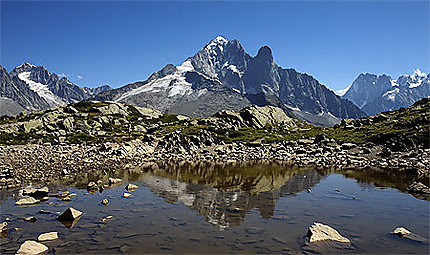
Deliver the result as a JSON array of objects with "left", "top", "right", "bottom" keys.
[
  {"left": 38, "top": 232, "right": 58, "bottom": 242},
  {"left": 16, "top": 197, "right": 40, "bottom": 206},
  {"left": 61, "top": 196, "right": 71, "bottom": 202},
  {"left": 87, "top": 181, "right": 98, "bottom": 191},
  {"left": 341, "top": 143, "right": 356, "bottom": 150},
  {"left": 101, "top": 215, "right": 114, "bottom": 222},
  {"left": 335, "top": 189, "right": 341, "bottom": 193},
  {"left": 23, "top": 187, "right": 49, "bottom": 197},
  {"left": 49, "top": 191, "right": 69, "bottom": 198},
  {"left": 39, "top": 210, "right": 55, "bottom": 215},
  {"left": 392, "top": 227, "right": 428, "bottom": 242},
  {"left": 1, "top": 222, "right": 7, "bottom": 233},
  {"left": 392, "top": 227, "right": 410, "bottom": 237},
  {"left": 101, "top": 199, "right": 109, "bottom": 205},
  {"left": 16, "top": 240, "right": 48, "bottom": 255},
  {"left": 57, "top": 207, "right": 83, "bottom": 221},
  {"left": 123, "top": 193, "right": 132, "bottom": 198},
  {"left": 307, "top": 188, "right": 312, "bottom": 193},
  {"left": 22, "top": 217, "right": 37, "bottom": 223},
  {"left": 407, "top": 182, "right": 430, "bottom": 195},
  {"left": 307, "top": 222, "right": 350, "bottom": 243},
  {"left": 126, "top": 184, "right": 138, "bottom": 191},
  {"left": 108, "top": 178, "right": 122, "bottom": 185}
]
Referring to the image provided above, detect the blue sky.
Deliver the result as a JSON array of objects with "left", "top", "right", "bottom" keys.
[{"left": 1, "top": 1, "right": 428, "bottom": 92}]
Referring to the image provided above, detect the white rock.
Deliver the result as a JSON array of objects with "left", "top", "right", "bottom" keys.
[
  {"left": 392, "top": 227, "right": 411, "bottom": 237},
  {"left": 123, "top": 193, "right": 132, "bottom": 198},
  {"left": 307, "top": 222, "right": 350, "bottom": 243},
  {"left": 38, "top": 232, "right": 58, "bottom": 242},
  {"left": 16, "top": 197, "right": 40, "bottom": 206},
  {"left": 17, "top": 240, "right": 48, "bottom": 255},
  {"left": 126, "top": 183, "right": 138, "bottom": 191}
]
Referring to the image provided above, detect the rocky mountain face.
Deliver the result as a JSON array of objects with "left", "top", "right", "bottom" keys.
[
  {"left": 95, "top": 36, "right": 365, "bottom": 125},
  {"left": 0, "top": 63, "right": 111, "bottom": 115},
  {"left": 341, "top": 70, "right": 430, "bottom": 115}
]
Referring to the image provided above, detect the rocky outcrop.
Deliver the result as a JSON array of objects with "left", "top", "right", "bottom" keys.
[{"left": 0, "top": 63, "right": 111, "bottom": 115}]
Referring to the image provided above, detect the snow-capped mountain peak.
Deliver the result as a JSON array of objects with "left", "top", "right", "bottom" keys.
[
  {"left": 342, "top": 69, "right": 429, "bottom": 115},
  {"left": 205, "top": 36, "right": 229, "bottom": 50}
]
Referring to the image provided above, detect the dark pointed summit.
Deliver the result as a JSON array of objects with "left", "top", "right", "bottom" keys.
[{"left": 256, "top": 46, "right": 273, "bottom": 62}]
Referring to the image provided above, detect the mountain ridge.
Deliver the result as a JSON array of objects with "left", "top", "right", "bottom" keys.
[
  {"left": 94, "top": 36, "right": 365, "bottom": 125},
  {"left": 0, "top": 63, "right": 112, "bottom": 115},
  {"left": 340, "top": 69, "right": 429, "bottom": 115}
]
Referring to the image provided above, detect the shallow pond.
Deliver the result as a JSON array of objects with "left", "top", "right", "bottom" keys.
[{"left": 1, "top": 162, "right": 429, "bottom": 254}]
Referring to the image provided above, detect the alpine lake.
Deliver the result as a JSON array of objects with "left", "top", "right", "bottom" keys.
[{"left": 1, "top": 161, "right": 429, "bottom": 254}]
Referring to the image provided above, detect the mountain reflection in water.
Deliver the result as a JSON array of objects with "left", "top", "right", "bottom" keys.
[{"left": 136, "top": 162, "right": 323, "bottom": 229}]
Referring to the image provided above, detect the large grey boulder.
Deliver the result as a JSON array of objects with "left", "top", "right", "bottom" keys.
[
  {"left": 93, "top": 103, "right": 128, "bottom": 116},
  {"left": 239, "top": 105, "right": 295, "bottom": 129}
]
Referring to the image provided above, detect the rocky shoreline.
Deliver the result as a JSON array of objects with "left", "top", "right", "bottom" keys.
[{"left": 1, "top": 135, "right": 429, "bottom": 197}]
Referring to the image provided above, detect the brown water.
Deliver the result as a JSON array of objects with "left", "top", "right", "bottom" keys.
[{"left": 1, "top": 162, "right": 429, "bottom": 254}]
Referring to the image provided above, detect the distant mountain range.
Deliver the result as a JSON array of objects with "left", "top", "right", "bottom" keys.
[
  {"left": 338, "top": 69, "right": 429, "bottom": 115},
  {"left": 2, "top": 36, "right": 427, "bottom": 125},
  {"left": 94, "top": 36, "right": 364, "bottom": 125},
  {"left": 0, "top": 63, "right": 111, "bottom": 115}
]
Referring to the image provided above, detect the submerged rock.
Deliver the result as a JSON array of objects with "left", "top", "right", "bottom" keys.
[
  {"left": 101, "top": 199, "right": 109, "bottom": 206},
  {"left": 126, "top": 184, "right": 138, "bottom": 191},
  {"left": 392, "top": 227, "right": 428, "bottom": 242},
  {"left": 307, "top": 222, "right": 350, "bottom": 243},
  {"left": 38, "top": 232, "right": 58, "bottom": 242},
  {"left": 16, "top": 197, "right": 40, "bottom": 206},
  {"left": 17, "top": 240, "right": 48, "bottom": 255}
]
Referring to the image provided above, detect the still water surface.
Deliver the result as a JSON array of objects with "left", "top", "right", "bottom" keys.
[{"left": 1, "top": 162, "right": 429, "bottom": 254}]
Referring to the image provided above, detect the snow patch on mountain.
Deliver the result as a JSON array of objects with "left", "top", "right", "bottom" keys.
[
  {"left": 382, "top": 88, "right": 399, "bottom": 101},
  {"left": 18, "top": 72, "right": 65, "bottom": 107},
  {"left": 335, "top": 84, "right": 352, "bottom": 96},
  {"left": 116, "top": 60, "right": 194, "bottom": 101}
]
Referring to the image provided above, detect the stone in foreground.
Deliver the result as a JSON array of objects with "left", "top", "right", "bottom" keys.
[
  {"left": 123, "top": 192, "right": 132, "bottom": 198},
  {"left": 16, "top": 197, "right": 40, "bottom": 206},
  {"left": 38, "top": 232, "right": 58, "bottom": 242},
  {"left": 17, "top": 240, "right": 48, "bottom": 255},
  {"left": 126, "top": 183, "right": 138, "bottom": 191},
  {"left": 307, "top": 222, "right": 351, "bottom": 243}
]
